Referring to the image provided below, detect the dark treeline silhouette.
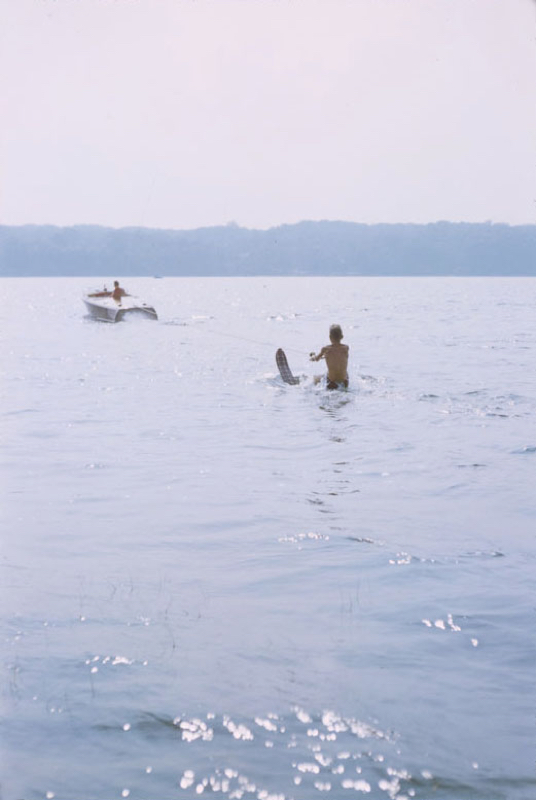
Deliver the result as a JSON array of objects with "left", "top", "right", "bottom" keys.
[{"left": 1, "top": 221, "right": 535, "bottom": 277}]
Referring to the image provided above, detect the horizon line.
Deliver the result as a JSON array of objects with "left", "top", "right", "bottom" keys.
[{"left": 2, "top": 219, "right": 534, "bottom": 233}]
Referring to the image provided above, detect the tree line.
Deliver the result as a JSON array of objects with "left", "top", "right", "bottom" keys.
[{"left": 1, "top": 220, "right": 535, "bottom": 276}]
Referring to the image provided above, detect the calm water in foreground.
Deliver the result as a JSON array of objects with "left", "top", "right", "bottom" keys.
[{"left": 1, "top": 277, "right": 535, "bottom": 800}]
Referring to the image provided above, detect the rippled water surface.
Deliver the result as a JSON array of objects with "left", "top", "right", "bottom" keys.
[{"left": 1, "top": 277, "right": 535, "bottom": 800}]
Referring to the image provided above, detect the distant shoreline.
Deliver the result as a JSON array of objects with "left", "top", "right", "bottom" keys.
[{"left": 1, "top": 221, "right": 535, "bottom": 277}]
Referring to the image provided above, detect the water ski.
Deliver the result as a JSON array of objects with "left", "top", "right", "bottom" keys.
[{"left": 276, "top": 348, "right": 300, "bottom": 385}]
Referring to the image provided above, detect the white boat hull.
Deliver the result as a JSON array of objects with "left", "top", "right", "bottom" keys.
[{"left": 83, "top": 295, "right": 158, "bottom": 323}]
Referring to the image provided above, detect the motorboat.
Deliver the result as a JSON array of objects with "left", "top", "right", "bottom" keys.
[{"left": 83, "top": 288, "right": 158, "bottom": 322}]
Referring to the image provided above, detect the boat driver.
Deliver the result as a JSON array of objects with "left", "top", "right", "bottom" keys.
[{"left": 112, "top": 281, "right": 128, "bottom": 302}]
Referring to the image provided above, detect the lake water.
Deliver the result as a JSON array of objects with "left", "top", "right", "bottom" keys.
[{"left": 1, "top": 277, "right": 535, "bottom": 800}]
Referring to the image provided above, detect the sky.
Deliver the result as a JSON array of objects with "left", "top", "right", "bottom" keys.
[{"left": 1, "top": 0, "right": 535, "bottom": 230}]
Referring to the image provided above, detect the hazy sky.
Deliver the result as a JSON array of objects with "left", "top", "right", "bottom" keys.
[{"left": 1, "top": 0, "right": 534, "bottom": 230}]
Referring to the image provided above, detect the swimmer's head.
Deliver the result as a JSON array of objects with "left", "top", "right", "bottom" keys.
[{"left": 329, "top": 324, "right": 343, "bottom": 342}]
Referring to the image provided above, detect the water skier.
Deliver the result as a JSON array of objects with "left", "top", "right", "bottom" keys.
[{"left": 310, "top": 324, "right": 349, "bottom": 390}]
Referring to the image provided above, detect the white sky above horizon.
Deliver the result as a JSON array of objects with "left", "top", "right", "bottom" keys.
[{"left": 1, "top": 0, "right": 535, "bottom": 230}]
